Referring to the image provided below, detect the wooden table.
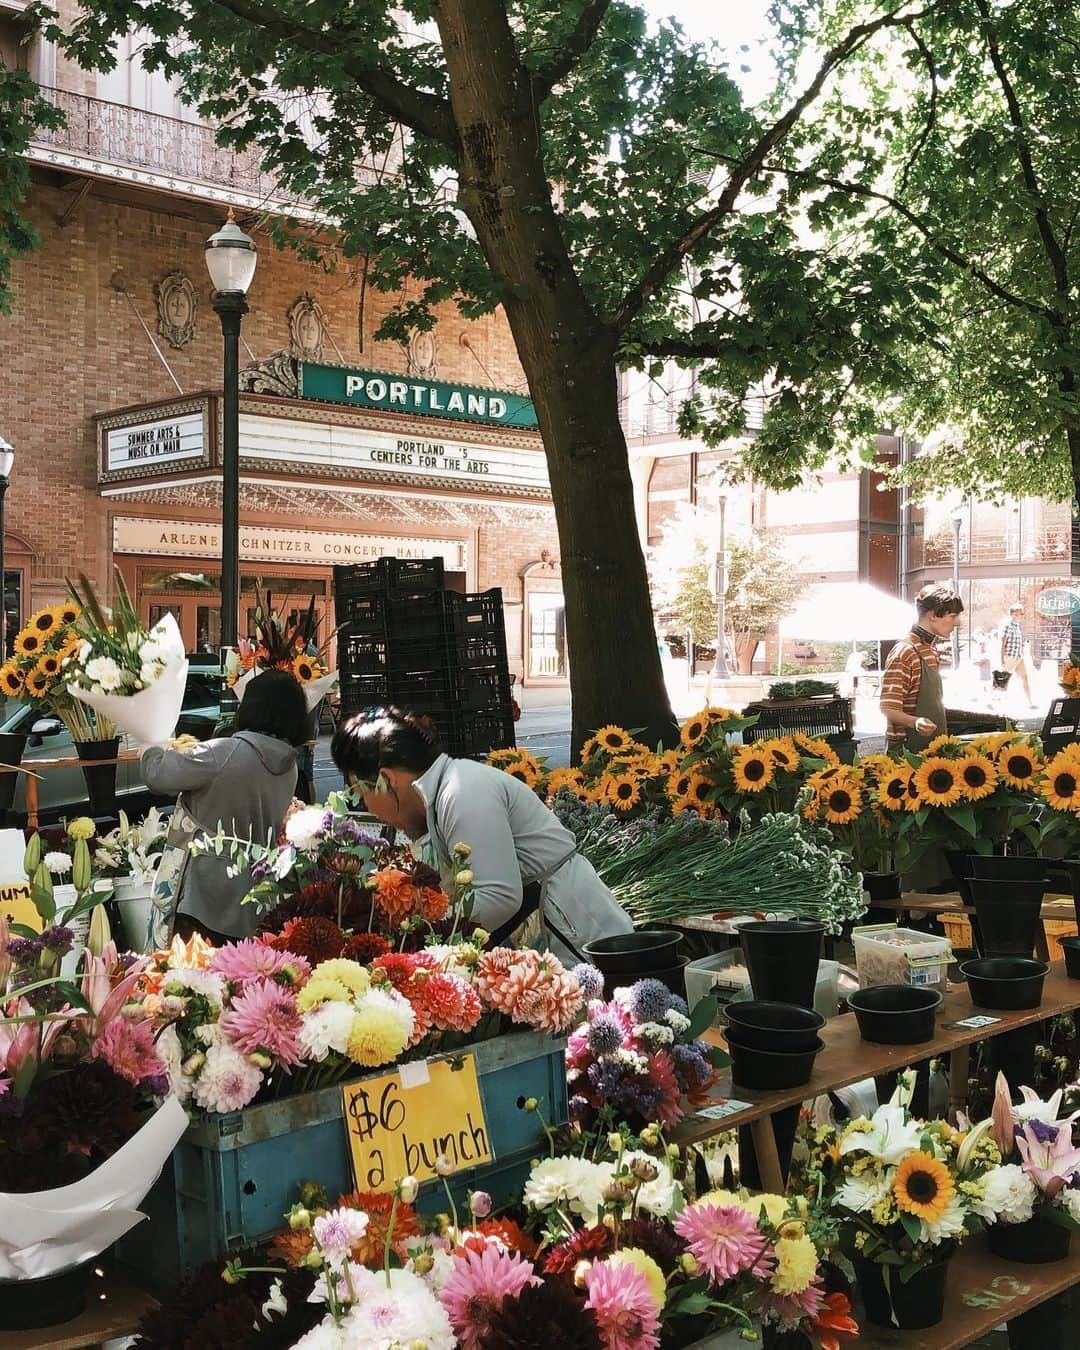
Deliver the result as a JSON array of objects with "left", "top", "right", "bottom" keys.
[
  {"left": 673, "top": 963, "right": 1080, "bottom": 1189},
  {"left": 4, "top": 1266, "right": 157, "bottom": 1349},
  {"left": 871, "top": 891, "right": 1078, "bottom": 962},
  {"left": 855, "top": 1233, "right": 1080, "bottom": 1348},
  {"left": 11, "top": 750, "right": 140, "bottom": 829}
]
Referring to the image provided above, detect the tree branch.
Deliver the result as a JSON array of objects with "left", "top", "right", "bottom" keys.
[
  {"left": 974, "top": 0, "right": 1068, "bottom": 297},
  {"left": 531, "top": 0, "right": 613, "bottom": 101},
  {"left": 207, "top": 0, "right": 457, "bottom": 148},
  {"left": 897, "top": 19, "right": 938, "bottom": 196},
  {"left": 607, "top": 0, "right": 948, "bottom": 333}
]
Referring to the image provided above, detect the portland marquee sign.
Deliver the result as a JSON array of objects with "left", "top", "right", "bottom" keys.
[{"left": 300, "top": 362, "right": 538, "bottom": 430}]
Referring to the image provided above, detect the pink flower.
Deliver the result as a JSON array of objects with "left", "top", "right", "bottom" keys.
[
  {"left": 312, "top": 1206, "right": 369, "bottom": 1263},
  {"left": 1015, "top": 1118, "right": 1080, "bottom": 1198},
  {"left": 761, "top": 1277, "right": 827, "bottom": 1327},
  {"left": 673, "top": 1203, "right": 770, "bottom": 1283},
  {"left": 646, "top": 1052, "right": 683, "bottom": 1129},
  {"left": 421, "top": 973, "right": 483, "bottom": 1034},
  {"left": 440, "top": 1244, "right": 540, "bottom": 1348},
  {"left": 90, "top": 1018, "right": 166, "bottom": 1086},
  {"left": 211, "top": 939, "right": 311, "bottom": 987},
  {"left": 218, "top": 977, "right": 304, "bottom": 1067},
  {"left": 584, "top": 1259, "right": 661, "bottom": 1350}
]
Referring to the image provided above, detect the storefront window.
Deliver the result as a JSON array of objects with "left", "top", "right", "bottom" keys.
[
  {"left": 148, "top": 603, "right": 182, "bottom": 630},
  {"left": 3, "top": 570, "right": 20, "bottom": 658},
  {"left": 196, "top": 606, "right": 221, "bottom": 655},
  {"left": 528, "top": 593, "right": 565, "bottom": 678}
]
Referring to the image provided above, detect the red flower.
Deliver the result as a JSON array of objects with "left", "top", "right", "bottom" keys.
[
  {"left": 421, "top": 886, "right": 450, "bottom": 922},
  {"left": 419, "top": 972, "right": 483, "bottom": 1033},
  {"left": 476, "top": 1217, "right": 538, "bottom": 1260},
  {"left": 269, "top": 916, "right": 346, "bottom": 964},
  {"left": 373, "top": 950, "right": 439, "bottom": 990},
  {"left": 342, "top": 932, "right": 391, "bottom": 964},
  {"left": 811, "top": 1292, "right": 859, "bottom": 1350},
  {"left": 543, "top": 1225, "right": 614, "bottom": 1276}
]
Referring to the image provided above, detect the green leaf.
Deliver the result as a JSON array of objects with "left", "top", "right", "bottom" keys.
[
  {"left": 948, "top": 805, "right": 978, "bottom": 837},
  {"left": 687, "top": 994, "right": 718, "bottom": 1040},
  {"left": 899, "top": 1211, "right": 922, "bottom": 1244}
]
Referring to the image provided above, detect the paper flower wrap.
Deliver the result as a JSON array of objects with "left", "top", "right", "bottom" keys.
[
  {"left": 68, "top": 613, "right": 189, "bottom": 746},
  {"left": 0, "top": 1095, "right": 186, "bottom": 1280},
  {"left": 234, "top": 665, "right": 338, "bottom": 712}
]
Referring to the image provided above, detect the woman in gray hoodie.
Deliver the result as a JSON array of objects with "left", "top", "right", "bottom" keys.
[{"left": 141, "top": 669, "right": 308, "bottom": 941}]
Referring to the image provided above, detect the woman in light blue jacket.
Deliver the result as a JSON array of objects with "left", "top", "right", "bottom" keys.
[{"left": 330, "top": 708, "right": 631, "bottom": 964}]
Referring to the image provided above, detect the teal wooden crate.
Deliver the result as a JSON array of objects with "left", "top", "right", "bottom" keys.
[{"left": 117, "top": 1030, "right": 566, "bottom": 1292}]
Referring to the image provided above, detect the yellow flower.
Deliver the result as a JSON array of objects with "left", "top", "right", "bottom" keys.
[
  {"left": 823, "top": 782, "right": 861, "bottom": 824},
  {"left": 792, "top": 733, "right": 839, "bottom": 765},
  {"left": 0, "top": 663, "right": 23, "bottom": 696},
  {"left": 292, "top": 653, "right": 323, "bottom": 683},
  {"left": 893, "top": 1152, "right": 955, "bottom": 1223},
  {"left": 594, "top": 724, "right": 632, "bottom": 753},
  {"left": 771, "top": 1231, "right": 819, "bottom": 1296},
  {"left": 66, "top": 816, "right": 96, "bottom": 840},
  {"left": 346, "top": 1005, "right": 410, "bottom": 1066},
  {"left": 957, "top": 754, "right": 997, "bottom": 801},
  {"left": 925, "top": 734, "right": 963, "bottom": 756},
  {"left": 684, "top": 771, "right": 716, "bottom": 806},
  {"left": 877, "top": 765, "right": 913, "bottom": 810},
  {"left": 1040, "top": 754, "right": 1080, "bottom": 812},
  {"left": 671, "top": 792, "right": 711, "bottom": 818},
  {"left": 606, "top": 1248, "right": 666, "bottom": 1309},
  {"left": 546, "top": 766, "right": 585, "bottom": 793},
  {"left": 731, "top": 745, "right": 775, "bottom": 793},
  {"left": 761, "top": 737, "right": 801, "bottom": 772},
  {"left": 913, "top": 757, "right": 963, "bottom": 807},
  {"left": 55, "top": 601, "right": 81, "bottom": 627},
  {"left": 998, "top": 746, "right": 1041, "bottom": 788},
  {"left": 296, "top": 976, "right": 352, "bottom": 1011},
  {"left": 666, "top": 769, "right": 694, "bottom": 800},
  {"left": 13, "top": 627, "right": 43, "bottom": 657},
  {"left": 679, "top": 711, "right": 711, "bottom": 749},
  {"left": 33, "top": 652, "right": 62, "bottom": 680},
  {"left": 656, "top": 749, "right": 681, "bottom": 776},
  {"left": 24, "top": 669, "right": 49, "bottom": 698},
  {"left": 25, "top": 606, "right": 60, "bottom": 637},
  {"left": 311, "top": 959, "right": 370, "bottom": 994},
  {"left": 504, "top": 759, "right": 542, "bottom": 788},
  {"left": 856, "top": 753, "right": 895, "bottom": 780},
  {"left": 607, "top": 773, "right": 642, "bottom": 811}
]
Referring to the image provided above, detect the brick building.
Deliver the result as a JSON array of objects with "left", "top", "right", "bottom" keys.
[{"left": 0, "top": 12, "right": 569, "bottom": 689}]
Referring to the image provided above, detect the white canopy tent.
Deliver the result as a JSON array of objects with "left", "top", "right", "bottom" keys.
[{"left": 777, "top": 582, "right": 915, "bottom": 673}]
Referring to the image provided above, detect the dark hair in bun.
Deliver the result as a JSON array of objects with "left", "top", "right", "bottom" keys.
[{"left": 331, "top": 705, "right": 441, "bottom": 780}]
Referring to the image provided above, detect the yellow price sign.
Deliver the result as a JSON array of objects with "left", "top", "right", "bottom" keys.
[
  {"left": 341, "top": 1054, "right": 492, "bottom": 1192},
  {"left": 0, "top": 882, "right": 42, "bottom": 934}
]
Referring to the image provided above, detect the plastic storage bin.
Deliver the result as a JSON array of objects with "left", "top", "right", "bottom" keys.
[
  {"left": 116, "top": 1030, "right": 566, "bottom": 1292},
  {"left": 853, "top": 924, "right": 952, "bottom": 989},
  {"left": 685, "top": 950, "right": 839, "bottom": 1021}
]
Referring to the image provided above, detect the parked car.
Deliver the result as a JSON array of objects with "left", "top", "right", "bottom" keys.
[{"left": 0, "top": 658, "right": 223, "bottom": 823}]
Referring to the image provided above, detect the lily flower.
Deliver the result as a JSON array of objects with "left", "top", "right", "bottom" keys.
[
  {"left": 1014, "top": 1084, "right": 1080, "bottom": 1130},
  {"left": 958, "top": 1116, "right": 996, "bottom": 1173},
  {"left": 990, "top": 1072, "right": 1015, "bottom": 1156},
  {"left": 839, "top": 1104, "right": 923, "bottom": 1166},
  {"left": 1015, "top": 1118, "right": 1080, "bottom": 1198},
  {"left": 78, "top": 942, "right": 148, "bottom": 1036}
]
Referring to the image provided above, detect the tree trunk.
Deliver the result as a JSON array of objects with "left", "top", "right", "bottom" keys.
[
  {"left": 434, "top": 0, "right": 677, "bottom": 753},
  {"left": 1066, "top": 403, "right": 1080, "bottom": 660},
  {"left": 734, "top": 632, "right": 761, "bottom": 675}
]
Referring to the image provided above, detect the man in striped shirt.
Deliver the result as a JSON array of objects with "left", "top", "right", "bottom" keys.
[
  {"left": 999, "top": 602, "right": 1034, "bottom": 705},
  {"left": 880, "top": 583, "right": 964, "bottom": 750}
]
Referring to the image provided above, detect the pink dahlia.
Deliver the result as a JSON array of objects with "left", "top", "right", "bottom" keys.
[
  {"left": 673, "top": 1203, "right": 769, "bottom": 1284},
  {"left": 583, "top": 1259, "right": 661, "bottom": 1350},
  {"left": 90, "top": 1018, "right": 166, "bottom": 1087},
  {"left": 421, "top": 972, "right": 483, "bottom": 1034},
  {"left": 762, "top": 1277, "right": 827, "bottom": 1327},
  {"left": 512, "top": 971, "right": 583, "bottom": 1032},
  {"left": 474, "top": 948, "right": 518, "bottom": 1006},
  {"left": 211, "top": 938, "right": 311, "bottom": 987},
  {"left": 440, "top": 1244, "right": 540, "bottom": 1349},
  {"left": 219, "top": 977, "right": 304, "bottom": 1067}
]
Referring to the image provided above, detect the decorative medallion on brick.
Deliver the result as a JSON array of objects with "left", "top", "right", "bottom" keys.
[
  {"left": 153, "top": 270, "right": 198, "bottom": 349},
  {"left": 407, "top": 329, "right": 439, "bottom": 379},
  {"left": 287, "top": 293, "right": 328, "bottom": 360}
]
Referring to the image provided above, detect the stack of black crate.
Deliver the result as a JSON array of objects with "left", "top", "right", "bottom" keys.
[{"left": 333, "top": 558, "right": 516, "bottom": 757}]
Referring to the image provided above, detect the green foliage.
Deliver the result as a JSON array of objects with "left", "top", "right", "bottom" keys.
[
  {"left": 0, "top": 63, "right": 64, "bottom": 314},
  {"left": 724, "top": 532, "right": 800, "bottom": 636},
  {"left": 767, "top": 679, "right": 839, "bottom": 700}
]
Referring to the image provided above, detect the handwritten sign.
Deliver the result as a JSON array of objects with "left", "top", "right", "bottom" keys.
[
  {"left": 695, "top": 1099, "right": 753, "bottom": 1121},
  {"left": 0, "top": 829, "right": 40, "bottom": 933},
  {"left": 342, "top": 1055, "right": 492, "bottom": 1191}
]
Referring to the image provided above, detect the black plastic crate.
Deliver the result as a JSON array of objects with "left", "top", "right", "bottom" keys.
[
  {"left": 461, "top": 589, "right": 505, "bottom": 636},
  {"left": 390, "top": 557, "right": 445, "bottom": 593},
  {"left": 334, "top": 557, "right": 445, "bottom": 603},
  {"left": 443, "top": 706, "right": 517, "bottom": 758},
  {"left": 338, "top": 631, "right": 389, "bottom": 677},
  {"left": 386, "top": 629, "right": 507, "bottom": 673},
  {"left": 338, "top": 676, "right": 391, "bottom": 720},
  {"left": 742, "top": 696, "right": 854, "bottom": 741},
  {"left": 334, "top": 590, "right": 391, "bottom": 633},
  {"left": 389, "top": 663, "right": 511, "bottom": 716},
  {"left": 388, "top": 590, "right": 465, "bottom": 641}
]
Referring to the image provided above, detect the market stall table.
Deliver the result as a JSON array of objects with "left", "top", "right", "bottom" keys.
[{"left": 4, "top": 1267, "right": 157, "bottom": 1350}]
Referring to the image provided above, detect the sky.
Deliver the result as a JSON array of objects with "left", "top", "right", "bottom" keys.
[{"left": 640, "top": 0, "right": 778, "bottom": 102}]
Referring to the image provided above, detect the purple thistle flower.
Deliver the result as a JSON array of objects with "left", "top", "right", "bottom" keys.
[
  {"left": 587, "top": 1013, "right": 624, "bottom": 1057},
  {"left": 570, "top": 963, "right": 604, "bottom": 1001},
  {"left": 627, "top": 979, "right": 673, "bottom": 1025}
]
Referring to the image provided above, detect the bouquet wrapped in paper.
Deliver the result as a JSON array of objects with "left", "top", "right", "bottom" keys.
[
  {"left": 63, "top": 570, "right": 189, "bottom": 746},
  {"left": 225, "top": 582, "right": 337, "bottom": 711}
]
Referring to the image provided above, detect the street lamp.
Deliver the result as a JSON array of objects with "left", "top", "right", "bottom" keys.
[
  {"left": 205, "top": 208, "right": 257, "bottom": 658},
  {"left": 951, "top": 509, "right": 964, "bottom": 668},
  {"left": 711, "top": 488, "right": 730, "bottom": 679},
  {"left": 0, "top": 437, "right": 14, "bottom": 658}
]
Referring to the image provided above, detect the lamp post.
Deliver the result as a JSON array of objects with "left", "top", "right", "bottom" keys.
[
  {"left": 205, "top": 209, "right": 257, "bottom": 658},
  {"left": 711, "top": 489, "right": 730, "bottom": 679},
  {"left": 951, "top": 509, "right": 964, "bottom": 668},
  {"left": 0, "top": 438, "right": 14, "bottom": 658}
]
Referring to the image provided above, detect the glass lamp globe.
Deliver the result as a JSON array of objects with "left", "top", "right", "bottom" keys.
[{"left": 205, "top": 209, "right": 257, "bottom": 295}]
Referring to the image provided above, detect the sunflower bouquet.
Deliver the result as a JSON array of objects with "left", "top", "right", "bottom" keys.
[
  {"left": 806, "top": 1087, "right": 1006, "bottom": 1301},
  {"left": 1035, "top": 743, "right": 1080, "bottom": 855},
  {"left": 0, "top": 599, "right": 115, "bottom": 741},
  {"left": 1060, "top": 655, "right": 1080, "bottom": 694},
  {"left": 802, "top": 759, "right": 900, "bottom": 876},
  {"left": 225, "top": 582, "right": 337, "bottom": 711}
]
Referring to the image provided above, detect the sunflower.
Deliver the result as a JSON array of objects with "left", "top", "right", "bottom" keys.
[
  {"left": 607, "top": 774, "right": 641, "bottom": 810},
  {"left": 904, "top": 772, "right": 923, "bottom": 811},
  {"left": 292, "top": 653, "right": 322, "bottom": 683},
  {"left": 1040, "top": 754, "right": 1080, "bottom": 812},
  {"left": 999, "top": 746, "right": 1041, "bottom": 788},
  {"left": 953, "top": 754, "right": 997, "bottom": 801},
  {"left": 856, "top": 753, "right": 895, "bottom": 780},
  {"left": 0, "top": 663, "right": 23, "bottom": 696},
  {"left": 546, "top": 766, "right": 585, "bottom": 792},
  {"left": 685, "top": 771, "right": 716, "bottom": 805},
  {"left": 823, "top": 782, "right": 862, "bottom": 825},
  {"left": 877, "top": 766, "right": 913, "bottom": 810},
  {"left": 594, "top": 724, "right": 632, "bottom": 753},
  {"left": 55, "top": 601, "right": 81, "bottom": 627},
  {"left": 925, "top": 734, "right": 963, "bottom": 756},
  {"left": 671, "top": 792, "right": 710, "bottom": 818},
  {"left": 488, "top": 747, "right": 526, "bottom": 766},
  {"left": 680, "top": 712, "right": 710, "bottom": 749},
  {"left": 13, "top": 627, "right": 42, "bottom": 657},
  {"left": 33, "top": 652, "right": 62, "bottom": 679},
  {"left": 657, "top": 749, "right": 681, "bottom": 776},
  {"left": 610, "top": 739, "right": 650, "bottom": 761},
  {"left": 505, "top": 760, "right": 541, "bottom": 788},
  {"left": 25, "top": 606, "right": 60, "bottom": 637},
  {"left": 667, "top": 770, "right": 694, "bottom": 800},
  {"left": 792, "top": 732, "right": 839, "bottom": 765},
  {"left": 893, "top": 1152, "right": 955, "bottom": 1223},
  {"left": 579, "top": 736, "right": 602, "bottom": 764},
  {"left": 913, "top": 756, "right": 963, "bottom": 807},
  {"left": 24, "top": 669, "right": 50, "bottom": 698},
  {"left": 761, "top": 737, "right": 801, "bottom": 772},
  {"left": 731, "top": 746, "right": 775, "bottom": 793}
]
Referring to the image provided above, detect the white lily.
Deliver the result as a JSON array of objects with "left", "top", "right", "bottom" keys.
[
  {"left": 957, "top": 1116, "right": 995, "bottom": 1172},
  {"left": 839, "top": 1103, "right": 923, "bottom": 1165}
]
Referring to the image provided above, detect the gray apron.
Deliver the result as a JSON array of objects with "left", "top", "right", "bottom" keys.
[{"left": 903, "top": 652, "right": 947, "bottom": 752}]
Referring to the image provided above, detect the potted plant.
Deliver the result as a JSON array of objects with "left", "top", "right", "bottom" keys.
[{"left": 807, "top": 1078, "right": 1005, "bottom": 1330}]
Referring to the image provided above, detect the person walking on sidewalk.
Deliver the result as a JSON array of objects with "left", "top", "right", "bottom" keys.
[
  {"left": 1000, "top": 602, "right": 1035, "bottom": 707},
  {"left": 880, "top": 583, "right": 963, "bottom": 752}
]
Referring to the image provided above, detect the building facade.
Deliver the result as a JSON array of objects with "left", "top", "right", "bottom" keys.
[{"left": 0, "top": 6, "right": 569, "bottom": 687}]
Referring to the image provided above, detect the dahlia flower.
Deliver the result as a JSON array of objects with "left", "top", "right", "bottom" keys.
[
  {"left": 299, "top": 1001, "right": 356, "bottom": 1061},
  {"left": 192, "top": 1039, "right": 263, "bottom": 1112},
  {"left": 583, "top": 1259, "right": 661, "bottom": 1350},
  {"left": 420, "top": 972, "right": 484, "bottom": 1034},
  {"left": 218, "top": 977, "right": 304, "bottom": 1067},
  {"left": 673, "top": 1202, "right": 770, "bottom": 1284},
  {"left": 90, "top": 1018, "right": 166, "bottom": 1087},
  {"left": 345, "top": 987, "right": 415, "bottom": 1066},
  {"left": 313, "top": 1206, "right": 370, "bottom": 1264},
  {"left": 440, "top": 1244, "right": 540, "bottom": 1348},
  {"left": 211, "top": 939, "right": 310, "bottom": 987},
  {"left": 338, "top": 1266, "right": 455, "bottom": 1348}
]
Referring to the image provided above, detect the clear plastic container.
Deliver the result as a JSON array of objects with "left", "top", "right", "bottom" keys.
[
  {"left": 685, "top": 950, "right": 840, "bottom": 1021},
  {"left": 853, "top": 924, "right": 952, "bottom": 989}
]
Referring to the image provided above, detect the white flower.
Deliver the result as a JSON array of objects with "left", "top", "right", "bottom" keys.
[
  {"left": 156, "top": 1023, "right": 193, "bottom": 1104},
  {"left": 140, "top": 663, "right": 161, "bottom": 685},
  {"left": 192, "top": 1040, "right": 263, "bottom": 1113},
  {"left": 523, "top": 1156, "right": 610, "bottom": 1224},
  {"left": 403, "top": 1236, "right": 456, "bottom": 1292},
  {"left": 340, "top": 1267, "right": 454, "bottom": 1349},
  {"left": 290, "top": 1317, "right": 346, "bottom": 1349},
  {"left": 1058, "top": 1187, "right": 1080, "bottom": 1224},
  {"left": 919, "top": 1193, "right": 968, "bottom": 1246},
  {"left": 300, "top": 1002, "right": 356, "bottom": 1060},
  {"left": 167, "top": 968, "right": 226, "bottom": 1004},
  {"left": 836, "top": 1167, "right": 895, "bottom": 1214},
  {"left": 839, "top": 1104, "right": 924, "bottom": 1165},
  {"left": 981, "top": 1163, "right": 1038, "bottom": 1224},
  {"left": 664, "top": 1009, "right": 691, "bottom": 1033},
  {"left": 84, "top": 656, "right": 124, "bottom": 691},
  {"left": 43, "top": 851, "right": 72, "bottom": 875},
  {"left": 313, "top": 1207, "right": 370, "bottom": 1263},
  {"left": 285, "top": 807, "right": 328, "bottom": 852},
  {"left": 636, "top": 1021, "right": 674, "bottom": 1047},
  {"left": 261, "top": 1279, "right": 288, "bottom": 1321},
  {"left": 623, "top": 1151, "right": 680, "bottom": 1217}
]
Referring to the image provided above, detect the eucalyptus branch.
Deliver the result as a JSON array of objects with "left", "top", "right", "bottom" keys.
[
  {"left": 973, "top": 0, "right": 1068, "bottom": 297},
  {"left": 530, "top": 0, "right": 613, "bottom": 101},
  {"left": 607, "top": 0, "right": 950, "bottom": 332},
  {"left": 206, "top": 0, "right": 457, "bottom": 149}
]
